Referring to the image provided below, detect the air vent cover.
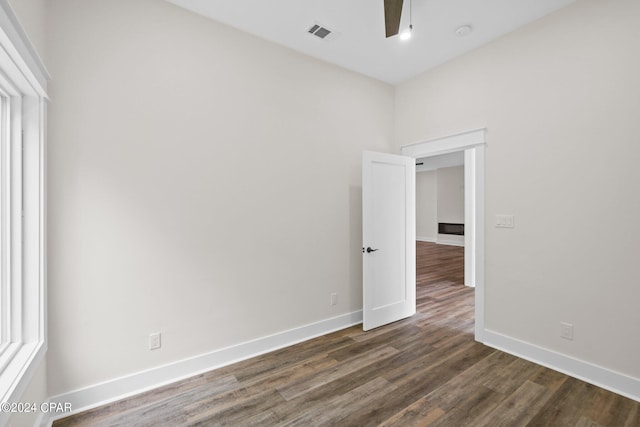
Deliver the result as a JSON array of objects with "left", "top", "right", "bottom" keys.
[{"left": 308, "top": 23, "right": 336, "bottom": 40}]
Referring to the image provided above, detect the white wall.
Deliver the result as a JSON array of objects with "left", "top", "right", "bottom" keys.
[
  {"left": 396, "top": 0, "right": 640, "bottom": 382},
  {"left": 415, "top": 170, "right": 437, "bottom": 241},
  {"left": 46, "top": 0, "right": 394, "bottom": 396}
]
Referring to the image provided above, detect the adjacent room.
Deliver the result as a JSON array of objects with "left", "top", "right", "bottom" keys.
[{"left": 1, "top": 0, "right": 639, "bottom": 426}]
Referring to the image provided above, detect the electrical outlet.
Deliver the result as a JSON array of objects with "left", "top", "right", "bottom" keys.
[
  {"left": 330, "top": 293, "right": 338, "bottom": 306},
  {"left": 560, "top": 322, "right": 573, "bottom": 341},
  {"left": 149, "top": 332, "right": 161, "bottom": 350}
]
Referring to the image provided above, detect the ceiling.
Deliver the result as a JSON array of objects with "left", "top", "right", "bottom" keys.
[{"left": 166, "top": 0, "right": 576, "bottom": 85}]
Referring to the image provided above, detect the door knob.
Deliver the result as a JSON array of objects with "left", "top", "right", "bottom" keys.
[{"left": 366, "top": 247, "right": 379, "bottom": 253}]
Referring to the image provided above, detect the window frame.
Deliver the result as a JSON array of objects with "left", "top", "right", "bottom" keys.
[{"left": 0, "top": 0, "right": 49, "bottom": 417}]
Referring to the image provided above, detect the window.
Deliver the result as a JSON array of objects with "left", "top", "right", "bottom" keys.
[{"left": 0, "top": 1, "right": 48, "bottom": 415}]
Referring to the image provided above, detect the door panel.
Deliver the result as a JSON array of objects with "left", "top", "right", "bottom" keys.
[{"left": 362, "top": 151, "right": 415, "bottom": 331}]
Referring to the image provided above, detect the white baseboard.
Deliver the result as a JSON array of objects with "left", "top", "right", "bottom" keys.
[
  {"left": 483, "top": 329, "right": 640, "bottom": 403},
  {"left": 42, "top": 311, "right": 363, "bottom": 426},
  {"left": 417, "top": 236, "right": 465, "bottom": 247},
  {"left": 436, "top": 238, "right": 464, "bottom": 247}
]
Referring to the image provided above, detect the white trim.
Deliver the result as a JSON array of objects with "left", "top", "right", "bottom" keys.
[
  {"left": 402, "top": 128, "right": 486, "bottom": 159},
  {"left": 42, "top": 311, "right": 363, "bottom": 426},
  {"left": 435, "top": 238, "right": 464, "bottom": 247},
  {"left": 0, "top": 2, "right": 48, "bottom": 423},
  {"left": 416, "top": 236, "right": 436, "bottom": 243},
  {"left": 484, "top": 329, "right": 640, "bottom": 403},
  {"left": 0, "top": 0, "right": 49, "bottom": 94},
  {"left": 34, "top": 410, "right": 45, "bottom": 427},
  {"left": 401, "top": 128, "right": 486, "bottom": 341}
]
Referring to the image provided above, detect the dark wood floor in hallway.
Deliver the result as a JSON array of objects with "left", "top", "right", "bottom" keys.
[{"left": 55, "top": 242, "right": 640, "bottom": 426}]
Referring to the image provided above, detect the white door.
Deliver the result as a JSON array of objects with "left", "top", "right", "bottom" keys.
[{"left": 362, "top": 151, "right": 416, "bottom": 331}]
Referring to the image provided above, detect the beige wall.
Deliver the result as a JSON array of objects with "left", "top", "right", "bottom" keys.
[
  {"left": 7, "top": 0, "right": 46, "bottom": 62},
  {"left": 13, "top": 0, "right": 640, "bottom": 408},
  {"left": 396, "top": 0, "right": 640, "bottom": 379},
  {"left": 46, "top": 0, "right": 394, "bottom": 395},
  {"left": 416, "top": 170, "right": 437, "bottom": 241}
]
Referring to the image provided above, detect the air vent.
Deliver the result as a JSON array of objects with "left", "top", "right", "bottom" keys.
[{"left": 308, "top": 24, "right": 332, "bottom": 39}]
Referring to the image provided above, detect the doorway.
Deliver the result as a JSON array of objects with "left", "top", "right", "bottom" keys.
[{"left": 401, "top": 128, "right": 486, "bottom": 342}]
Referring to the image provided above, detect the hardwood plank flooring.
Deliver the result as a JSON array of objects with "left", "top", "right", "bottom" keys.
[{"left": 54, "top": 242, "right": 640, "bottom": 426}]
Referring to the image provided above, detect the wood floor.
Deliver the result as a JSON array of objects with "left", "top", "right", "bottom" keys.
[{"left": 55, "top": 242, "right": 640, "bottom": 426}]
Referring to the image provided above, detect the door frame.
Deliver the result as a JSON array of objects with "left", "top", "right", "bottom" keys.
[{"left": 401, "top": 128, "right": 486, "bottom": 342}]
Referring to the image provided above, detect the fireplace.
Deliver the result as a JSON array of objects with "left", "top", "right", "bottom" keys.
[{"left": 438, "top": 223, "right": 464, "bottom": 236}]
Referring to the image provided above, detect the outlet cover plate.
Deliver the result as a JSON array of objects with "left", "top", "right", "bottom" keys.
[
  {"left": 149, "top": 332, "right": 161, "bottom": 350},
  {"left": 560, "top": 322, "right": 574, "bottom": 340}
]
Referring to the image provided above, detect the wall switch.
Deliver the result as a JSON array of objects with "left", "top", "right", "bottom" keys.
[
  {"left": 495, "top": 215, "right": 515, "bottom": 228},
  {"left": 560, "top": 322, "right": 574, "bottom": 341},
  {"left": 331, "top": 293, "right": 338, "bottom": 306},
  {"left": 149, "top": 332, "right": 161, "bottom": 350}
]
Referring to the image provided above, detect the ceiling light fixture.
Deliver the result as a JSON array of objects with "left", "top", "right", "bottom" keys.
[
  {"left": 399, "top": 0, "right": 413, "bottom": 41},
  {"left": 399, "top": 25, "right": 412, "bottom": 40},
  {"left": 455, "top": 25, "right": 473, "bottom": 37}
]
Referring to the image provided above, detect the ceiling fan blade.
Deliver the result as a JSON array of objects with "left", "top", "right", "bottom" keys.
[{"left": 384, "top": 0, "right": 404, "bottom": 38}]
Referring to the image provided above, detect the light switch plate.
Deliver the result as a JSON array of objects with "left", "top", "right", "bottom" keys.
[{"left": 495, "top": 215, "right": 515, "bottom": 228}]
